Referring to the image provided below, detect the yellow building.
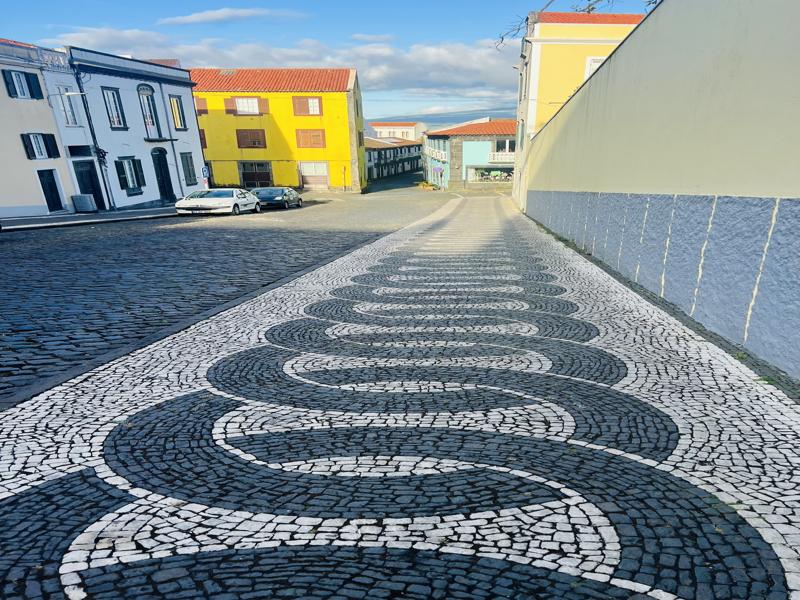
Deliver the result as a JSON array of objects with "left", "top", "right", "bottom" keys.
[
  {"left": 190, "top": 68, "right": 366, "bottom": 192},
  {"left": 517, "top": 12, "right": 643, "bottom": 138}
]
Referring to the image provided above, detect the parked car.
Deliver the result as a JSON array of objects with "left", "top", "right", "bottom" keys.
[
  {"left": 251, "top": 187, "right": 303, "bottom": 210},
  {"left": 175, "top": 189, "right": 261, "bottom": 215}
]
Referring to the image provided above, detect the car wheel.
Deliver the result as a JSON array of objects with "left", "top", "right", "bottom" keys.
[
  {"left": 253, "top": 202, "right": 262, "bottom": 213},
  {"left": 283, "top": 200, "right": 290, "bottom": 210},
  {"left": 232, "top": 204, "right": 240, "bottom": 215},
  {"left": 297, "top": 198, "right": 303, "bottom": 207}
]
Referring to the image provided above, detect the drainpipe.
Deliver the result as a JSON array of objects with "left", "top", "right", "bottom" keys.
[
  {"left": 157, "top": 81, "right": 185, "bottom": 199},
  {"left": 70, "top": 56, "right": 115, "bottom": 211}
]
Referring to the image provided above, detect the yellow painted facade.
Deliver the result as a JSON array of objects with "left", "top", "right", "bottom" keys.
[
  {"left": 523, "top": 18, "right": 641, "bottom": 134},
  {"left": 194, "top": 89, "right": 366, "bottom": 192}
]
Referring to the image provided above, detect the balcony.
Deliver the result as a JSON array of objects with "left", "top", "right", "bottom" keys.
[
  {"left": 424, "top": 147, "right": 447, "bottom": 162},
  {"left": 488, "top": 151, "right": 516, "bottom": 164}
]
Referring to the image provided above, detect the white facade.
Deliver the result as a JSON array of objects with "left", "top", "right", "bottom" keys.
[
  {"left": 68, "top": 47, "right": 204, "bottom": 210},
  {"left": 0, "top": 41, "right": 78, "bottom": 218},
  {"left": 368, "top": 122, "right": 427, "bottom": 141}
]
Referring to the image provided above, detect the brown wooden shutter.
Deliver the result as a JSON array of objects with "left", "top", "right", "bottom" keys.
[
  {"left": 236, "top": 129, "right": 265, "bottom": 148},
  {"left": 296, "top": 129, "right": 326, "bottom": 148},
  {"left": 257, "top": 97, "right": 269, "bottom": 114},
  {"left": 292, "top": 96, "right": 308, "bottom": 116},
  {"left": 253, "top": 129, "right": 266, "bottom": 147},
  {"left": 236, "top": 129, "right": 247, "bottom": 147},
  {"left": 194, "top": 97, "right": 208, "bottom": 115},
  {"left": 199, "top": 129, "right": 206, "bottom": 148},
  {"left": 224, "top": 97, "right": 236, "bottom": 114}
]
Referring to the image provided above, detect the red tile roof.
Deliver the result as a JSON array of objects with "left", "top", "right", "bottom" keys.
[
  {"left": 190, "top": 68, "right": 354, "bottom": 92},
  {"left": 369, "top": 122, "right": 418, "bottom": 127},
  {"left": 428, "top": 119, "right": 517, "bottom": 137},
  {"left": 538, "top": 12, "right": 644, "bottom": 25},
  {"left": 0, "top": 38, "right": 37, "bottom": 48}
]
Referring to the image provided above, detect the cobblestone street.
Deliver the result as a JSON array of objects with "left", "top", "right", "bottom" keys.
[
  {"left": 0, "top": 185, "right": 449, "bottom": 406},
  {"left": 2, "top": 196, "right": 799, "bottom": 599}
]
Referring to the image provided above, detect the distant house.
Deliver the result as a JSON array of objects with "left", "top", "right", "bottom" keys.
[
  {"left": 191, "top": 68, "right": 367, "bottom": 192},
  {"left": 68, "top": 47, "right": 205, "bottom": 209},
  {"left": 365, "top": 137, "right": 421, "bottom": 181},
  {"left": 368, "top": 121, "right": 426, "bottom": 141},
  {"left": 422, "top": 118, "right": 517, "bottom": 190}
]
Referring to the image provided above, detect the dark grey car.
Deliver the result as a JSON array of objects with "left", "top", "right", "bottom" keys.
[{"left": 251, "top": 187, "right": 303, "bottom": 210}]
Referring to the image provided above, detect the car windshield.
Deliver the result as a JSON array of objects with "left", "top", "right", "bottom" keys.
[
  {"left": 253, "top": 188, "right": 285, "bottom": 197},
  {"left": 187, "top": 190, "right": 234, "bottom": 198}
]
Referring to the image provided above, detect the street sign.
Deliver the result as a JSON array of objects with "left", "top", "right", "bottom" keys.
[{"left": 201, "top": 166, "right": 210, "bottom": 178}]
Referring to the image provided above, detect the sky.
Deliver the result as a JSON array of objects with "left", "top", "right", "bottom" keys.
[{"left": 5, "top": 0, "right": 653, "bottom": 118}]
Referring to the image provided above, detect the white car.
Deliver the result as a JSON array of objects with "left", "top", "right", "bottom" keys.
[{"left": 175, "top": 188, "right": 261, "bottom": 216}]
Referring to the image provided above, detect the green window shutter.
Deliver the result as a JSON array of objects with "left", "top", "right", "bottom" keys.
[
  {"left": 133, "top": 159, "right": 146, "bottom": 188},
  {"left": 20, "top": 134, "right": 35, "bottom": 159},
  {"left": 43, "top": 134, "right": 60, "bottom": 158},
  {"left": 2, "top": 70, "right": 17, "bottom": 98},
  {"left": 25, "top": 73, "right": 43, "bottom": 99},
  {"left": 115, "top": 160, "right": 128, "bottom": 189}
]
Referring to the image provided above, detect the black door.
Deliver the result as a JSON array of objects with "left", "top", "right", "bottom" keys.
[
  {"left": 151, "top": 148, "right": 175, "bottom": 200},
  {"left": 37, "top": 169, "right": 63, "bottom": 212},
  {"left": 73, "top": 160, "right": 106, "bottom": 210}
]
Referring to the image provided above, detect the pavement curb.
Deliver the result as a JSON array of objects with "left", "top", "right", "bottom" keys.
[{"left": 1, "top": 212, "right": 178, "bottom": 232}]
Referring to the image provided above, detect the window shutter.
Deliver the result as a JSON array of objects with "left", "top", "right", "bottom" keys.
[
  {"left": 236, "top": 129, "right": 246, "bottom": 148},
  {"left": 254, "top": 129, "right": 266, "bottom": 147},
  {"left": 20, "top": 134, "right": 35, "bottom": 159},
  {"left": 3, "top": 70, "right": 16, "bottom": 98},
  {"left": 257, "top": 97, "right": 269, "bottom": 114},
  {"left": 292, "top": 97, "right": 308, "bottom": 116},
  {"left": 194, "top": 96, "right": 208, "bottom": 115},
  {"left": 224, "top": 97, "right": 237, "bottom": 114},
  {"left": 43, "top": 134, "right": 60, "bottom": 158},
  {"left": 25, "top": 73, "right": 43, "bottom": 99},
  {"left": 115, "top": 160, "right": 128, "bottom": 189},
  {"left": 133, "top": 159, "right": 146, "bottom": 187},
  {"left": 199, "top": 129, "right": 206, "bottom": 149}
]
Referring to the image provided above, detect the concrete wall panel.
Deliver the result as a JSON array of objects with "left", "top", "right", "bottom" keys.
[
  {"left": 693, "top": 197, "right": 773, "bottom": 344},
  {"left": 742, "top": 199, "right": 800, "bottom": 377},
  {"left": 637, "top": 194, "right": 674, "bottom": 292},
  {"left": 661, "top": 195, "right": 714, "bottom": 314}
]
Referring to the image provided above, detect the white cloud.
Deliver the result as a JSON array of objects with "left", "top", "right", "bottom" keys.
[
  {"left": 41, "top": 27, "right": 520, "bottom": 116},
  {"left": 157, "top": 8, "right": 307, "bottom": 26},
  {"left": 350, "top": 33, "right": 394, "bottom": 42}
]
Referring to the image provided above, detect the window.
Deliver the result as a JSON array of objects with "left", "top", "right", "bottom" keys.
[
  {"left": 21, "top": 133, "right": 59, "bottom": 159},
  {"left": 584, "top": 56, "right": 606, "bottom": 81},
  {"left": 235, "top": 97, "right": 259, "bottom": 115},
  {"left": 296, "top": 129, "right": 326, "bottom": 148},
  {"left": 292, "top": 96, "right": 323, "bottom": 116},
  {"left": 12, "top": 71, "right": 29, "bottom": 98},
  {"left": 495, "top": 140, "right": 515, "bottom": 152},
  {"left": 138, "top": 84, "right": 162, "bottom": 139},
  {"left": 170, "top": 95, "right": 187, "bottom": 130},
  {"left": 56, "top": 86, "right": 79, "bottom": 126},
  {"left": 2, "top": 69, "right": 44, "bottom": 99},
  {"left": 102, "top": 87, "right": 126, "bottom": 129},
  {"left": 180, "top": 152, "right": 197, "bottom": 185},
  {"left": 236, "top": 129, "right": 266, "bottom": 148},
  {"left": 199, "top": 129, "right": 207, "bottom": 149},
  {"left": 114, "top": 157, "right": 145, "bottom": 196},
  {"left": 225, "top": 96, "right": 268, "bottom": 115},
  {"left": 194, "top": 96, "right": 208, "bottom": 115}
]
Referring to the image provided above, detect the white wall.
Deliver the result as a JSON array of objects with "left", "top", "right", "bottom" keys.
[
  {"left": 519, "top": 0, "right": 800, "bottom": 379},
  {"left": 82, "top": 71, "right": 204, "bottom": 209}
]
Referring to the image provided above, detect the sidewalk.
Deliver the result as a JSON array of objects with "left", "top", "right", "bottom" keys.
[{"left": 0, "top": 207, "right": 177, "bottom": 232}]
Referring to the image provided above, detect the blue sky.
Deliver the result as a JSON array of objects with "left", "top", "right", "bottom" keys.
[{"left": 6, "top": 0, "right": 653, "bottom": 118}]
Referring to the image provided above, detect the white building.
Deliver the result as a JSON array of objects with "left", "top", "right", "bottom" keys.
[
  {"left": 365, "top": 137, "right": 422, "bottom": 181},
  {"left": 0, "top": 39, "right": 79, "bottom": 218},
  {"left": 368, "top": 121, "right": 427, "bottom": 141},
  {"left": 68, "top": 47, "right": 205, "bottom": 210}
]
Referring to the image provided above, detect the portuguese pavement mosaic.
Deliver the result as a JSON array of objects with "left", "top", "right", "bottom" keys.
[{"left": 1, "top": 197, "right": 799, "bottom": 599}]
